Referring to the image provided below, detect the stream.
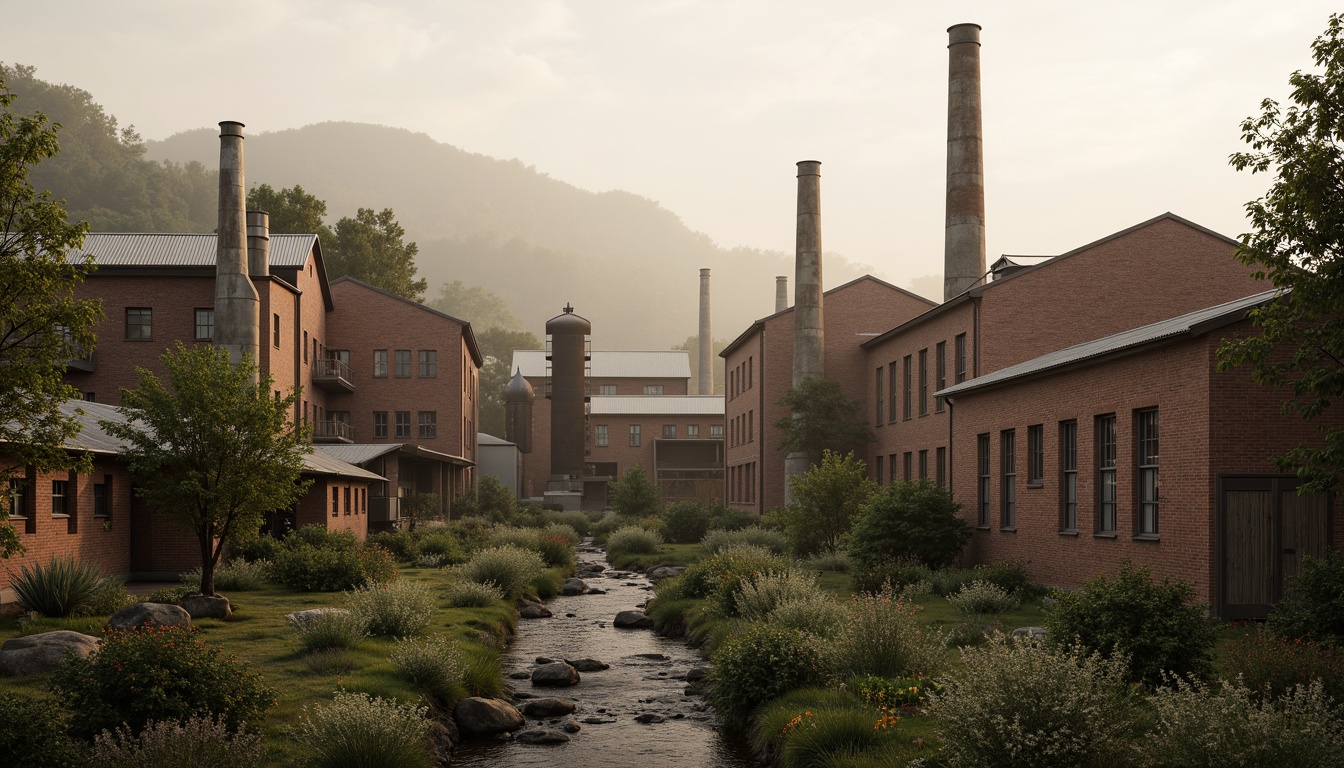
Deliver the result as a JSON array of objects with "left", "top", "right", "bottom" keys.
[{"left": 451, "top": 544, "right": 762, "bottom": 767}]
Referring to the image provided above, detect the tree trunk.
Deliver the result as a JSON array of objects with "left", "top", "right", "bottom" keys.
[{"left": 198, "top": 529, "right": 216, "bottom": 596}]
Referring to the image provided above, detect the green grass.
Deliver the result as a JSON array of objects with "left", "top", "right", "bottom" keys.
[
  {"left": 608, "top": 542, "right": 705, "bottom": 571},
  {"left": 0, "top": 566, "right": 520, "bottom": 765}
]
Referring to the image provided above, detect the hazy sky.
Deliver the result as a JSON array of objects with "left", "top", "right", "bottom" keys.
[{"left": 9, "top": 1, "right": 1339, "bottom": 286}]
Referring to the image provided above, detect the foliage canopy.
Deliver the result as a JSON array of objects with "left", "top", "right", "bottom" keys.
[
  {"left": 609, "top": 464, "right": 662, "bottom": 518},
  {"left": 774, "top": 377, "right": 872, "bottom": 468},
  {"left": 845, "top": 479, "right": 971, "bottom": 570},
  {"left": 327, "top": 207, "right": 427, "bottom": 302},
  {"left": 777, "top": 450, "right": 875, "bottom": 556}
]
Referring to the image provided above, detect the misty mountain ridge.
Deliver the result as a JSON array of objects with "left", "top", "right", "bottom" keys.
[{"left": 145, "top": 121, "right": 893, "bottom": 348}]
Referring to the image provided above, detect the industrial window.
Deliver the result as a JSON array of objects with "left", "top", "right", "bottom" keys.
[
  {"left": 918, "top": 349, "right": 929, "bottom": 416},
  {"left": 903, "top": 452, "right": 912, "bottom": 482},
  {"left": 875, "top": 367, "right": 884, "bottom": 425},
  {"left": 419, "top": 350, "right": 437, "bottom": 378},
  {"left": 273, "top": 314, "right": 280, "bottom": 348},
  {"left": 887, "top": 362, "right": 898, "bottom": 423},
  {"left": 935, "top": 341, "right": 947, "bottom": 412},
  {"left": 644, "top": 385, "right": 664, "bottom": 395},
  {"left": 125, "top": 308, "right": 152, "bottom": 340},
  {"left": 395, "top": 411, "right": 411, "bottom": 439},
  {"left": 331, "top": 486, "right": 339, "bottom": 517},
  {"left": 194, "top": 308, "right": 214, "bottom": 341},
  {"left": 955, "top": 333, "right": 967, "bottom": 383},
  {"left": 7, "top": 478, "right": 26, "bottom": 519},
  {"left": 1001, "top": 429, "right": 1016, "bottom": 529},
  {"left": 394, "top": 350, "right": 411, "bottom": 378},
  {"left": 902, "top": 356, "right": 913, "bottom": 419},
  {"left": 599, "top": 385, "right": 617, "bottom": 395},
  {"left": 1027, "top": 424, "right": 1044, "bottom": 485},
  {"left": 936, "top": 446, "right": 947, "bottom": 487},
  {"left": 595, "top": 425, "right": 609, "bottom": 447},
  {"left": 1136, "top": 409, "right": 1159, "bottom": 536},
  {"left": 663, "top": 424, "right": 677, "bottom": 439},
  {"left": 687, "top": 425, "right": 699, "bottom": 438},
  {"left": 93, "top": 476, "right": 110, "bottom": 518},
  {"left": 875, "top": 456, "right": 884, "bottom": 485},
  {"left": 304, "top": 331, "right": 309, "bottom": 362},
  {"left": 84, "top": 392, "right": 95, "bottom": 402},
  {"left": 629, "top": 425, "right": 642, "bottom": 447},
  {"left": 747, "top": 357, "right": 753, "bottom": 389},
  {"left": 1097, "top": 414, "right": 1117, "bottom": 534},
  {"left": 373, "top": 411, "right": 388, "bottom": 438},
  {"left": 373, "top": 350, "right": 388, "bottom": 378},
  {"left": 51, "top": 480, "right": 68, "bottom": 516},
  {"left": 418, "top": 411, "right": 437, "bottom": 439},
  {"left": 345, "top": 486, "right": 352, "bottom": 516},
  {"left": 919, "top": 449, "right": 928, "bottom": 480},
  {"left": 1060, "top": 420, "right": 1078, "bottom": 532},
  {"left": 747, "top": 411, "right": 753, "bottom": 442},
  {"left": 977, "top": 434, "right": 991, "bottom": 527},
  {"left": 889, "top": 454, "right": 898, "bottom": 483},
  {"left": 709, "top": 424, "right": 723, "bottom": 438}
]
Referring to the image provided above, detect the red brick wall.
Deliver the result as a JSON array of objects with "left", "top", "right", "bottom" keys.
[{"left": 297, "top": 478, "right": 370, "bottom": 538}]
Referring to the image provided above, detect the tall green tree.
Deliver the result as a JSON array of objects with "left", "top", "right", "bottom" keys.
[
  {"left": 100, "top": 344, "right": 310, "bottom": 595},
  {"left": 777, "top": 450, "right": 876, "bottom": 556},
  {"left": 475, "top": 326, "right": 541, "bottom": 437},
  {"left": 0, "top": 73, "right": 102, "bottom": 558},
  {"left": 774, "top": 377, "right": 873, "bottom": 468},
  {"left": 431, "top": 281, "right": 523, "bottom": 331},
  {"left": 1218, "top": 14, "right": 1344, "bottom": 493},
  {"left": 327, "top": 207, "right": 427, "bottom": 301},
  {"left": 246, "top": 183, "right": 334, "bottom": 242},
  {"left": 609, "top": 465, "right": 662, "bottom": 518}
]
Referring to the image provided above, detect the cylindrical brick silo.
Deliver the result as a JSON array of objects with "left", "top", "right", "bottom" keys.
[
  {"left": 545, "top": 304, "right": 591, "bottom": 483},
  {"left": 504, "top": 368, "right": 535, "bottom": 455}
]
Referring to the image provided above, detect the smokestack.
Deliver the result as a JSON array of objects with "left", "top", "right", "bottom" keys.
[
  {"left": 786, "top": 161, "right": 823, "bottom": 500},
  {"left": 943, "top": 23, "right": 986, "bottom": 301},
  {"left": 247, "top": 210, "right": 270, "bottom": 278},
  {"left": 214, "top": 121, "right": 260, "bottom": 375},
  {"left": 775, "top": 275, "right": 788, "bottom": 313},
  {"left": 698, "top": 268, "right": 712, "bottom": 395}
]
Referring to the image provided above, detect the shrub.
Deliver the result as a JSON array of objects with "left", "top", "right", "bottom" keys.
[
  {"left": 733, "top": 570, "right": 827, "bottom": 622},
  {"left": 801, "top": 550, "right": 852, "bottom": 573},
  {"left": 292, "top": 691, "right": 434, "bottom": 768},
  {"left": 701, "top": 526, "right": 789, "bottom": 556},
  {"left": 459, "top": 645, "right": 505, "bottom": 698},
  {"left": 845, "top": 480, "right": 971, "bottom": 570},
  {"left": 390, "top": 635, "right": 464, "bottom": 703},
  {"left": 271, "top": 527, "right": 395, "bottom": 591},
  {"left": 605, "top": 525, "right": 663, "bottom": 559},
  {"left": 707, "top": 505, "right": 755, "bottom": 531},
  {"left": 460, "top": 545, "right": 546, "bottom": 599},
  {"left": 777, "top": 702, "right": 906, "bottom": 768},
  {"left": 290, "top": 609, "right": 367, "bottom": 652},
  {"left": 831, "top": 585, "right": 944, "bottom": 679},
  {"left": 678, "top": 544, "right": 793, "bottom": 603},
  {"left": 532, "top": 533, "right": 576, "bottom": 570},
  {"left": 848, "top": 674, "right": 941, "bottom": 709},
  {"left": 367, "top": 530, "right": 418, "bottom": 561},
  {"left": 0, "top": 691, "right": 82, "bottom": 767},
  {"left": 543, "top": 522, "right": 580, "bottom": 546},
  {"left": 708, "top": 624, "right": 828, "bottom": 720},
  {"left": 531, "top": 567, "right": 565, "bottom": 598},
  {"left": 973, "top": 559, "right": 1037, "bottom": 597},
  {"left": 768, "top": 595, "right": 850, "bottom": 638},
  {"left": 542, "top": 510, "right": 590, "bottom": 537},
  {"left": 947, "top": 581, "right": 1020, "bottom": 616},
  {"left": 609, "top": 464, "right": 662, "bottom": 518},
  {"left": 50, "top": 624, "right": 275, "bottom": 740},
  {"left": 590, "top": 511, "right": 641, "bottom": 545},
  {"left": 89, "top": 714, "right": 264, "bottom": 768},
  {"left": 932, "top": 636, "right": 1137, "bottom": 768},
  {"left": 851, "top": 557, "right": 935, "bottom": 595},
  {"left": 80, "top": 578, "right": 134, "bottom": 617},
  {"left": 414, "top": 533, "right": 466, "bottom": 565},
  {"left": 1268, "top": 548, "right": 1344, "bottom": 644},
  {"left": 181, "top": 559, "right": 271, "bottom": 592},
  {"left": 345, "top": 580, "right": 436, "bottom": 638},
  {"left": 229, "top": 536, "right": 280, "bottom": 563},
  {"left": 660, "top": 502, "right": 713, "bottom": 543},
  {"left": 779, "top": 450, "right": 878, "bottom": 557},
  {"left": 1142, "top": 678, "right": 1344, "bottom": 768},
  {"left": 143, "top": 585, "right": 193, "bottom": 605},
  {"left": 446, "top": 517, "right": 494, "bottom": 553},
  {"left": 1045, "top": 560, "right": 1216, "bottom": 686},
  {"left": 11, "top": 555, "right": 104, "bottom": 617},
  {"left": 445, "top": 580, "right": 505, "bottom": 608},
  {"left": 1225, "top": 625, "right": 1344, "bottom": 701}
]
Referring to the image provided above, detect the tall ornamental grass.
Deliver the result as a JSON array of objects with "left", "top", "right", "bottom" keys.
[
  {"left": 390, "top": 635, "right": 464, "bottom": 703},
  {"left": 90, "top": 715, "right": 264, "bottom": 768},
  {"left": 831, "top": 585, "right": 944, "bottom": 679},
  {"left": 460, "top": 545, "right": 545, "bottom": 599},
  {"left": 292, "top": 691, "right": 434, "bottom": 768},
  {"left": 11, "top": 555, "right": 104, "bottom": 617},
  {"left": 344, "top": 580, "right": 435, "bottom": 638}
]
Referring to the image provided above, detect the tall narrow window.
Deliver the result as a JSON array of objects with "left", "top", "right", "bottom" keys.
[
  {"left": 194, "top": 309, "right": 214, "bottom": 341},
  {"left": 273, "top": 314, "right": 281, "bottom": 348},
  {"left": 955, "top": 333, "right": 967, "bottom": 383},
  {"left": 1137, "top": 409, "right": 1159, "bottom": 536},
  {"left": 418, "top": 350, "right": 437, "bottom": 377},
  {"left": 936, "top": 446, "right": 947, "bottom": 487},
  {"left": 331, "top": 487, "right": 340, "bottom": 517},
  {"left": 903, "top": 452, "right": 913, "bottom": 481},
  {"left": 1001, "top": 430, "right": 1016, "bottom": 528},
  {"left": 1060, "top": 420, "right": 1078, "bottom": 532},
  {"left": 875, "top": 367, "right": 884, "bottom": 425},
  {"left": 595, "top": 425, "right": 609, "bottom": 447},
  {"left": 918, "top": 349, "right": 929, "bottom": 415},
  {"left": 126, "top": 308, "right": 152, "bottom": 340},
  {"left": 418, "top": 411, "right": 437, "bottom": 438},
  {"left": 373, "top": 411, "right": 388, "bottom": 438},
  {"left": 918, "top": 449, "right": 928, "bottom": 479},
  {"left": 93, "top": 476, "right": 110, "bottom": 518},
  {"left": 977, "top": 434, "right": 991, "bottom": 527},
  {"left": 1097, "top": 414, "right": 1117, "bottom": 534},
  {"left": 395, "top": 411, "right": 411, "bottom": 439},
  {"left": 52, "top": 480, "right": 68, "bottom": 516},
  {"left": 935, "top": 341, "right": 947, "bottom": 411},
  {"left": 888, "top": 362, "right": 898, "bottom": 423},
  {"left": 875, "top": 457, "right": 884, "bottom": 485},
  {"left": 629, "top": 425, "right": 642, "bottom": 447},
  {"left": 394, "top": 350, "right": 411, "bottom": 378},
  {"left": 373, "top": 350, "right": 388, "bottom": 378},
  {"left": 1027, "top": 424, "right": 1044, "bottom": 485},
  {"left": 889, "top": 454, "right": 898, "bottom": 485},
  {"left": 902, "top": 356, "right": 913, "bottom": 419}
]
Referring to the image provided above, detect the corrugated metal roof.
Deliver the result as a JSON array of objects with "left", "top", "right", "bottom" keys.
[
  {"left": 70, "top": 233, "right": 318, "bottom": 268},
  {"left": 937, "top": 290, "right": 1278, "bottom": 398},
  {"left": 589, "top": 395, "right": 724, "bottom": 416},
  {"left": 302, "top": 450, "right": 386, "bottom": 481},
  {"left": 511, "top": 350, "right": 691, "bottom": 379},
  {"left": 314, "top": 444, "right": 404, "bottom": 466}
]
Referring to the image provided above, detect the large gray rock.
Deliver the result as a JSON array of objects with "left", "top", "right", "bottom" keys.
[
  {"left": 561, "top": 578, "right": 588, "bottom": 596},
  {"left": 566, "top": 657, "right": 609, "bottom": 672},
  {"left": 519, "top": 602, "right": 553, "bottom": 619},
  {"left": 646, "top": 566, "right": 686, "bottom": 581},
  {"left": 181, "top": 594, "right": 231, "bottom": 620},
  {"left": 1012, "top": 626, "right": 1049, "bottom": 642},
  {"left": 613, "top": 610, "right": 654, "bottom": 629},
  {"left": 107, "top": 602, "right": 191, "bottom": 631},
  {"left": 520, "top": 697, "right": 577, "bottom": 717},
  {"left": 454, "top": 697, "right": 525, "bottom": 736},
  {"left": 514, "top": 727, "right": 571, "bottom": 744},
  {"left": 531, "top": 661, "right": 580, "bottom": 687},
  {"left": 0, "top": 631, "right": 99, "bottom": 676}
]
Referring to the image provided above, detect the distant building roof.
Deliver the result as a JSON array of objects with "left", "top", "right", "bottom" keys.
[
  {"left": 937, "top": 289, "right": 1278, "bottom": 398},
  {"left": 300, "top": 450, "right": 386, "bottom": 481},
  {"left": 477, "top": 433, "right": 516, "bottom": 446},
  {"left": 314, "top": 443, "right": 474, "bottom": 467},
  {"left": 589, "top": 395, "right": 724, "bottom": 416},
  {"left": 70, "top": 233, "right": 319, "bottom": 268},
  {"left": 511, "top": 350, "right": 692, "bottom": 379}
]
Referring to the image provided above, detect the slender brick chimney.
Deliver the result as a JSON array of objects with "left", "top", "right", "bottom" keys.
[
  {"left": 944, "top": 23, "right": 987, "bottom": 300},
  {"left": 214, "top": 121, "right": 259, "bottom": 376},
  {"left": 698, "top": 268, "right": 713, "bottom": 395},
  {"left": 775, "top": 275, "right": 788, "bottom": 313},
  {"left": 785, "top": 160, "right": 823, "bottom": 501}
]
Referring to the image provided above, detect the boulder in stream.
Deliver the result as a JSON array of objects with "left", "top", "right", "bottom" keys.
[
  {"left": 518, "top": 601, "right": 553, "bottom": 619},
  {"left": 454, "top": 697, "right": 525, "bottom": 736},
  {"left": 514, "top": 727, "right": 571, "bottom": 745},
  {"left": 520, "top": 697, "right": 577, "bottom": 717},
  {"left": 613, "top": 610, "right": 654, "bottom": 629},
  {"left": 561, "top": 578, "right": 588, "bottom": 595},
  {"left": 532, "top": 661, "right": 580, "bottom": 687},
  {"left": 566, "top": 657, "right": 610, "bottom": 672},
  {"left": 645, "top": 565, "right": 686, "bottom": 581}
]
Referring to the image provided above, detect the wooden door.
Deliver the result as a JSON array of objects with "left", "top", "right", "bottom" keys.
[{"left": 1219, "top": 476, "right": 1331, "bottom": 619}]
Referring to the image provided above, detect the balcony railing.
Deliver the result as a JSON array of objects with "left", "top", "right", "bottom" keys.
[
  {"left": 312, "top": 358, "right": 355, "bottom": 392},
  {"left": 312, "top": 420, "right": 354, "bottom": 443}
]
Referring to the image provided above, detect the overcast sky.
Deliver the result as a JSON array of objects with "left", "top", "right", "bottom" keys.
[{"left": 9, "top": 1, "right": 1339, "bottom": 286}]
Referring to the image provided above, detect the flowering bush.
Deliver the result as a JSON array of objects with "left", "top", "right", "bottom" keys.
[
  {"left": 390, "top": 635, "right": 464, "bottom": 703},
  {"left": 345, "top": 580, "right": 435, "bottom": 638},
  {"left": 604, "top": 525, "right": 664, "bottom": 560},
  {"left": 89, "top": 714, "right": 264, "bottom": 768},
  {"left": 768, "top": 594, "right": 850, "bottom": 639},
  {"left": 709, "top": 624, "right": 827, "bottom": 720},
  {"left": 848, "top": 674, "right": 941, "bottom": 709},
  {"left": 678, "top": 544, "right": 793, "bottom": 615},
  {"left": 701, "top": 526, "right": 789, "bottom": 556},
  {"left": 947, "top": 580, "right": 1020, "bottom": 616},
  {"left": 831, "top": 584, "right": 944, "bottom": 679},
  {"left": 50, "top": 624, "right": 275, "bottom": 739},
  {"left": 460, "top": 545, "right": 545, "bottom": 599},
  {"left": 290, "top": 608, "right": 368, "bottom": 652},
  {"left": 445, "top": 580, "right": 505, "bottom": 608},
  {"left": 293, "top": 691, "right": 434, "bottom": 768},
  {"left": 932, "top": 636, "right": 1136, "bottom": 768},
  {"left": 1225, "top": 625, "right": 1344, "bottom": 701},
  {"left": 733, "top": 570, "right": 827, "bottom": 622},
  {"left": 488, "top": 526, "right": 574, "bottom": 569},
  {"left": 414, "top": 533, "right": 466, "bottom": 565}
]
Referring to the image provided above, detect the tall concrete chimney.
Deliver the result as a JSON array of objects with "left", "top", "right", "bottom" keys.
[
  {"left": 698, "top": 268, "right": 712, "bottom": 395},
  {"left": 247, "top": 210, "right": 270, "bottom": 278},
  {"left": 214, "top": 121, "right": 260, "bottom": 375},
  {"left": 943, "top": 23, "right": 986, "bottom": 301},
  {"left": 785, "top": 160, "right": 824, "bottom": 500},
  {"left": 775, "top": 275, "right": 788, "bottom": 313}
]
